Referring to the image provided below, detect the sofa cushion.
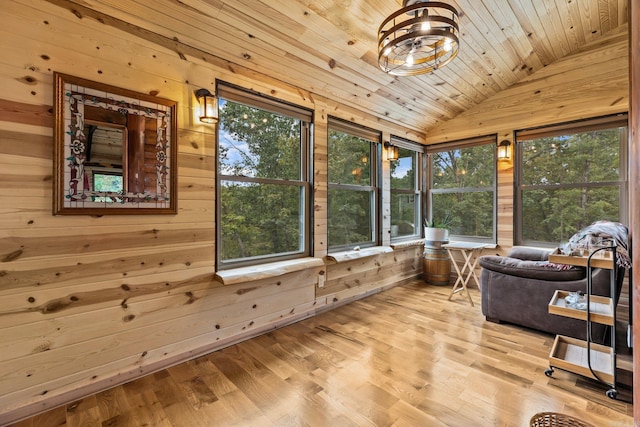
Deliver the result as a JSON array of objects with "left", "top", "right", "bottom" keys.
[{"left": 479, "top": 255, "right": 586, "bottom": 281}]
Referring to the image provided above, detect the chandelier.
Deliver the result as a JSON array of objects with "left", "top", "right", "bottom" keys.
[{"left": 378, "top": 0, "right": 460, "bottom": 76}]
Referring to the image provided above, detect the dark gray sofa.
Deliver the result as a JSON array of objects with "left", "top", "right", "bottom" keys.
[{"left": 479, "top": 246, "right": 619, "bottom": 343}]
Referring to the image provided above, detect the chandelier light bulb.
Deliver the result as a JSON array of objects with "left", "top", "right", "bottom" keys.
[
  {"left": 443, "top": 38, "right": 452, "bottom": 52},
  {"left": 406, "top": 52, "right": 415, "bottom": 65}
]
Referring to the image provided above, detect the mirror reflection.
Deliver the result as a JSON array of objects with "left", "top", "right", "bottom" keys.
[
  {"left": 84, "top": 122, "right": 125, "bottom": 203},
  {"left": 54, "top": 73, "right": 177, "bottom": 214}
]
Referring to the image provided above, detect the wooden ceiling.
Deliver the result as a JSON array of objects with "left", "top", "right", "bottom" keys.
[{"left": 47, "top": 0, "right": 629, "bottom": 134}]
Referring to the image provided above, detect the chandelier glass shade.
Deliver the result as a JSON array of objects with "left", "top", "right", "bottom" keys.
[{"left": 378, "top": 0, "right": 460, "bottom": 76}]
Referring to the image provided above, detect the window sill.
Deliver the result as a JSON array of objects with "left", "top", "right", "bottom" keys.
[
  {"left": 390, "top": 239, "right": 425, "bottom": 249},
  {"left": 326, "top": 246, "right": 393, "bottom": 263},
  {"left": 215, "top": 257, "right": 325, "bottom": 286}
]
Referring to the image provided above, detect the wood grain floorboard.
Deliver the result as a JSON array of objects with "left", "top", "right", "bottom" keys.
[{"left": 8, "top": 280, "right": 633, "bottom": 426}]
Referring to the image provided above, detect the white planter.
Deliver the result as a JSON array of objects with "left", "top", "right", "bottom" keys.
[{"left": 424, "top": 227, "right": 449, "bottom": 242}]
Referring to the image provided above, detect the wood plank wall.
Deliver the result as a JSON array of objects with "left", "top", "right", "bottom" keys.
[
  {"left": 0, "top": 0, "right": 630, "bottom": 423},
  {"left": 0, "top": 1, "right": 423, "bottom": 423}
]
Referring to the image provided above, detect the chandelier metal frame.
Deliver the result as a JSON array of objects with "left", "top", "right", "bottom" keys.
[{"left": 378, "top": 1, "right": 460, "bottom": 76}]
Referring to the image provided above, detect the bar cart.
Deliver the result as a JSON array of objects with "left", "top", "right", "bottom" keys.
[{"left": 544, "top": 242, "right": 620, "bottom": 399}]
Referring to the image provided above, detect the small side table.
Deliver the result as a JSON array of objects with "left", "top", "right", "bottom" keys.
[{"left": 442, "top": 242, "right": 489, "bottom": 306}]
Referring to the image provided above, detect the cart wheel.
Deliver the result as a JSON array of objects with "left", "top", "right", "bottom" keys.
[
  {"left": 606, "top": 389, "right": 617, "bottom": 400},
  {"left": 544, "top": 368, "right": 554, "bottom": 377}
]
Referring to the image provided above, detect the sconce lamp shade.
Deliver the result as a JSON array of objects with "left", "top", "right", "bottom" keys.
[
  {"left": 384, "top": 141, "right": 399, "bottom": 161},
  {"left": 196, "top": 88, "right": 218, "bottom": 124},
  {"left": 498, "top": 140, "right": 511, "bottom": 160}
]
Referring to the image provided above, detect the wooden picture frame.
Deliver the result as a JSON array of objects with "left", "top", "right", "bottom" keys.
[{"left": 53, "top": 72, "right": 178, "bottom": 215}]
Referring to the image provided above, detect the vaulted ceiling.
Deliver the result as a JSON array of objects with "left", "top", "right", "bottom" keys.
[{"left": 47, "top": 0, "right": 629, "bottom": 134}]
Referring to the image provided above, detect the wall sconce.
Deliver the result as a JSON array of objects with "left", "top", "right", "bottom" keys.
[
  {"left": 498, "top": 140, "right": 511, "bottom": 160},
  {"left": 384, "top": 141, "right": 399, "bottom": 161},
  {"left": 195, "top": 88, "right": 218, "bottom": 124}
]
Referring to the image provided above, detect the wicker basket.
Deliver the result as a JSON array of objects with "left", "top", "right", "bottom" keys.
[{"left": 529, "top": 412, "right": 595, "bottom": 427}]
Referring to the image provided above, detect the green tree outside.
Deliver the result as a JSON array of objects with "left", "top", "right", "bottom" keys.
[
  {"left": 218, "top": 100, "right": 305, "bottom": 262},
  {"left": 519, "top": 129, "right": 622, "bottom": 243},
  {"left": 430, "top": 144, "right": 495, "bottom": 238},
  {"left": 328, "top": 130, "right": 374, "bottom": 247}
]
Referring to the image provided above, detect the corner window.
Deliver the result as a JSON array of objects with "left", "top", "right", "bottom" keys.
[
  {"left": 516, "top": 114, "right": 628, "bottom": 245},
  {"left": 216, "top": 84, "right": 312, "bottom": 269},
  {"left": 328, "top": 118, "right": 380, "bottom": 250},
  {"left": 428, "top": 136, "right": 497, "bottom": 241},
  {"left": 390, "top": 139, "right": 423, "bottom": 240}
]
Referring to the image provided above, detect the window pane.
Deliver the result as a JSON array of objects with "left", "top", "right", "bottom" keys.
[
  {"left": 219, "top": 99, "right": 301, "bottom": 180},
  {"left": 391, "top": 148, "right": 416, "bottom": 190},
  {"left": 391, "top": 147, "right": 419, "bottom": 239},
  {"left": 94, "top": 173, "right": 123, "bottom": 193},
  {"left": 328, "top": 130, "right": 371, "bottom": 185},
  {"left": 517, "top": 118, "right": 626, "bottom": 245},
  {"left": 328, "top": 189, "right": 373, "bottom": 247},
  {"left": 429, "top": 142, "right": 496, "bottom": 241},
  {"left": 93, "top": 172, "right": 123, "bottom": 203},
  {"left": 522, "top": 129, "right": 621, "bottom": 186},
  {"left": 390, "top": 193, "right": 417, "bottom": 238},
  {"left": 521, "top": 187, "right": 621, "bottom": 243},
  {"left": 432, "top": 192, "right": 494, "bottom": 238},
  {"left": 217, "top": 86, "right": 310, "bottom": 268},
  {"left": 432, "top": 145, "right": 495, "bottom": 189},
  {"left": 220, "top": 181, "right": 303, "bottom": 261}
]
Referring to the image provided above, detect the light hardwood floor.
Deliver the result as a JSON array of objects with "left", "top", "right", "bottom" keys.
[{"left": 9, "top": 280, "right": 633, "bottom": 427}]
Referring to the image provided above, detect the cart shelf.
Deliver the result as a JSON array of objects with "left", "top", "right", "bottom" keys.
[
  {"left": 548, "top": 290, "right": 614, "bottom": 326},
  {"left": 548, "top": 335, "right": 614, "bottom": 384},
  {"left": 548, "top": 249, "right": 614, "bottom": 270}
]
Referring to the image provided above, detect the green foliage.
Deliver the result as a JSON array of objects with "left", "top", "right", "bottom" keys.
[
  {"left": 327, "top": 130, "right": 371, "bottom": 185},
  {"left": 423, "top": 212, "right": 453, "bottom": 229},
  {"left": 93, "top": 173, "right": 123, "bottom": 192},
  {"left": 390, "top": 147, "right": 416, "bottom": 190},
  {"left": 429, "top": 144, "right": 495, "bottom": 238},
  {"left": 327, "top": 130, "right": 374, "bottom": 247},
  {"left": 218, "top": 100, "right": 304, "bottom": 262},
  {"left": 520, "top": 128, "right": 622, "bottom": 243},
  {"left": 219, "top": 102, "right": 300, "bottom": 179},
  {"left": 390, "top": 147, "right": 419, "bottom": 237}
]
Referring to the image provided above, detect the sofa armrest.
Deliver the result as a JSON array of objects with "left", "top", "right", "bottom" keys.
[
  {"left": 507, "top": 246, "right": 553, "bottom": 261},
  {"left": 479, "top": 255, "right": 585, "bottom": 281}
]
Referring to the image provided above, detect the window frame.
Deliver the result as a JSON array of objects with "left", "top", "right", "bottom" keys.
[
  {"left": 426, "top": 135, "right": 498, "bottom": 243},
  {"left": 514, "top": 113, "right": 629, "bottom": 246},
  {"left": 389, "top": 137, "right": 424, "bottom": 243},
  {"left": 215, "top": 82, "right": 313, "bottom": 270},
  {"left": 327, "top": 117, "right": 381, "bottom": 252}
]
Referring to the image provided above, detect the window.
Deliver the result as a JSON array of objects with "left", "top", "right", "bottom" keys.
[
  {"left": 428, "top": 136, "right": 497, "bottom": 241},
  {"left": 390, "top": 139, "right": 423, "bottom": 240},
  {"left": 328, "top": 118, "right": 380, "bottom": 250},
  {"left": 92, "top": 170, "right": 123, "bottom": 203},
  {"left": 516, "top": 114, "right": 628, "bottom": 245},
  {"left": 216, "top": 84, "right": 312, "bottom": 269}
]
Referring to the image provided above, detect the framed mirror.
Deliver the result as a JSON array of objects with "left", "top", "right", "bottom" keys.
[{"left": 53, "top": 73, "right": 177, "bottom": 214}]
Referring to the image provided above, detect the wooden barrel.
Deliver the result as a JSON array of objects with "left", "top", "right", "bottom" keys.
[{"left": 423, "top": 247, "right": 451, "bottom": 286}]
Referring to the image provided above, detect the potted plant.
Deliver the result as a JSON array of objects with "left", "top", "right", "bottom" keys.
[{"left": 423, "top": 213, "right": 452, "bottom": 243}]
